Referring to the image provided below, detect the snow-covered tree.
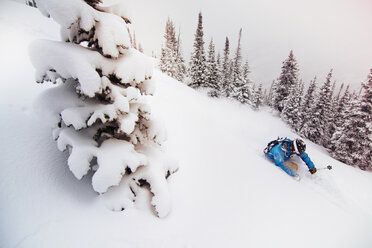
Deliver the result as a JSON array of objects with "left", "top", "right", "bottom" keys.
[
  {"left": 29, "top": 0, "right": 178, "bottom": 218},
  {"left": 231, "top": 29, "right": 246, "bottom": 103},
  {"left": 302, "top": 70, "right": 333, "bottom": 145},
  {"left": 359, "top": 69, "right": 372, "bottom": 170},
  {"left": 252, "top": 83, "right": 264, "bottom": 110},
  {"left": 221, "top": 37, "right": 232, "bottom": 97},
  {"left": 329, "top": 85, "right": 351, "bottom": 152},
  {"left": 323, "top": 81, "right": 339, "bottom": 147},
  {"left": 267, "top": 80, "right": 278, "bottom": 108},
  {"left": 209, "top": 52, "right": 223, "bottom": 97},
  {"left": 273, "top": 50, "right": 299, "bottom": 112},
  {"left": 175, "top": 31, "right": 187, "bottom": 82},
  {"left": 160, "top": 19, "right": 186, "bottom": 83},
  {"left": 330, "top": 97, "right": 360, "bottom": 166},
  {"left": 331, "top": 69, "right": 372, "bottom": 170},
  {"left": 241, "top": 59, "right": 253, "bottom": 104},
  {"left": 299, "top": 77, "right": 317, "bottom": 134},
  {"left": 205, "top": 38, "right": 220, "bottom": 97},
  {"left": 160, "top": 18, "right": 178, "bottom": 78},
  {"left": 189, "top": 12, "right": 207, "bottom": 89},
  {"left": 281, "top": 80, "right": 303, "bottom": 131}
]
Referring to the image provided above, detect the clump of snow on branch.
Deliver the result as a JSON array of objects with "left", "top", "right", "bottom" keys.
[
  {"left": 30, "top": 0, "right": 177, "bottom": 218},
  {"left": 35, "top": 0, "right": 132, "bottom": 58}
]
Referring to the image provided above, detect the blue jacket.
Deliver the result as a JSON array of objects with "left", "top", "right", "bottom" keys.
[{"left": 266, "top": 138, "right": 315, "bottom": 177}]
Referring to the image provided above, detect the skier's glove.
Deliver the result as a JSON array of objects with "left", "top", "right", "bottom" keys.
[{"left": 309, "top": 168, "right": 317, "bottom": 174}]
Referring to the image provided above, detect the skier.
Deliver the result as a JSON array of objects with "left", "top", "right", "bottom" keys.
[{"left": 264, "top": 138, "right": 317, "bottom": 179}]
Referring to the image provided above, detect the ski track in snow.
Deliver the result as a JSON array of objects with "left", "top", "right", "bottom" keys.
[{"left": 1, "top": 1, "right": 372, "bottom": 248}]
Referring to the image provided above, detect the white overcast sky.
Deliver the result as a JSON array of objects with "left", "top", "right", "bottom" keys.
[{"left": 125, "top": 0, "right": 372, "bottom": 89}]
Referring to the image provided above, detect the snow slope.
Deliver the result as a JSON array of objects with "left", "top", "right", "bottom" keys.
[{"left": 1, "top": 1, "right": 372, "bottom": 248}]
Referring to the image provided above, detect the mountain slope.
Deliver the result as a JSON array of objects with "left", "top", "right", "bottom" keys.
[{"left": 1, "top": 1, "right": 372, "bottom": 248}]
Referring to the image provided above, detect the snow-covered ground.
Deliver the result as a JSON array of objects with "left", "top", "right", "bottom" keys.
[{"left": 1, "top": 1, "right": 372, "bottom": 248}]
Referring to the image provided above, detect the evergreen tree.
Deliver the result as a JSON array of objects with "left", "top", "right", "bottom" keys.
[
  {"left": 360, "top": 69, "right": 372, "bottom": 170},
  {"left": 273, "top": 50, "right": 299, "bottom": 112},
  {"left": 281, "top": 80, "right": 303, "bottom": 130},
  {"left": 252, "top": 83, "right": 264, "bottom": 110},
  {"left": 159, "top": 18, "right": 178, "bottom": 79},
  {"left": 263, "top": 88, "right": 269, "bottom": 106},
  {"left": 323, "top": 81, "right": 339, "bottom": 148},
  {"left": 299, "top": 77, "right": 317, "bottom": 134},
  {"left": 241, "top": 59, "right": 253, "bottom": 104},
  {"left": 268, "top": 80, "right": 277, "bottom": 108},
  {"left": 329, "top": 85, "right": 351, "bottom": 152},
  {"left": 231, "top": 29, "right": 245, "bottom": 103},
  {"left": 189, "top": 12, "right": 207, "bottom": 89},
  {"left": 175, "top": 31, "right": 186, "bottom": 82},
  {"left": 330, "top": 97, "right": 360, "bottom": 166},
  {"left": 205, "top": 38, "right": 220, "bottom": 97},
  {"left": 333, "top": 70, "right": 372, "bottom": 170},
  {"left": 30, "top": 0, "right": 177, "bottom": 217},
  {"left": 319, "top": 71, "right": 336, "bottom": 147},
  {"left": 302, "top": 70, "right": 333, "bottom": 145},
  {"left": 209, "top": 52, "right": 223, "bottom": 97},
  {"left": 221, "top": 37, "right": 232, "bottom": 97}
]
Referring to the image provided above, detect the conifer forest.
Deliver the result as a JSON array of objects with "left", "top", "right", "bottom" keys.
[{"left": 159, "top": 12, "right": 372, "bottom": 171}]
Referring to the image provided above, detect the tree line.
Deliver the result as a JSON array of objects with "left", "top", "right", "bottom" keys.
[
  {"left": 159, "top": 12, "right": 371, "bottom": 171},
  {"left": 160, "top": 12, "right": 264, "bottom": 109}
]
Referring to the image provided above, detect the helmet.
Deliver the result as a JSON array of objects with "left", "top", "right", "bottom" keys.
[{"left": 292, "top": 139, "right": 306, "bottom": 154}]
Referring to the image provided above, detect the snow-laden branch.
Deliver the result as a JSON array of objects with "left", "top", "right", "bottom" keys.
[
  {"left": 35, "top": 0, "right": 132, "bottom": 58},
  {"left": 30, "top": 40, "right": 153, "bottom": 97}
]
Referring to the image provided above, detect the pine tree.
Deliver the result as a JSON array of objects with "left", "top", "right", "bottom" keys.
[
  {"left": 241, "top": 59, "right": 253, "bottom": 104},
  {"left": 329, "top": 85, "right": 351, "bottom": 152},
  {"left": 231, "top": 29, "right": 245, "bottom": 103},
  {"left": 266, "top": 81, "right": 274, "bottom": 107},
  {"left": 268, "top": 80, "right": 278, "bottom": 108},
  {"left": 175, "top": 31, "right": 186, "bottom": 82},
  {"left": 302, "top": 70, "right": 333, "bottom": 145},
  {"left": 30, "top": 0, "right": 177, "bottom": 218},
  {"left": 160, "top": 18, "right": 178, "bottom": 78},
  {"left": 252, "top": 83, "right": 264, "bottom": 110},
  {"left": 281, "top": 80, "right": 303, "bottom": 130},
  {"left": 333, "top": 69, "right": 372, "bottom": 169},
  {"left": 273, "top": 50, "right": 299, "bottom": 112},
  {"left": 263, "top": 88, "right": 269, "bottom": 106},
  {"left": 299, "top": 77, "right": 317, "bottom": 134},
  {"left": 189, "top": 12, "right": 207, "bottom": 89},
  {"left": 221, "top": 37, "right": 232, "bottom": 97},
  {"left": 209, "top": 52, "right": 223, "bottom": 97},
  {"left": 360, "top": 69, "right": 372, "bottom": 170},
  {"left": 323, "top": 81, "right": 339, "bottom": 148},
  {"left": 205, "top": 38, "right": 220, "bottom": 96}
]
